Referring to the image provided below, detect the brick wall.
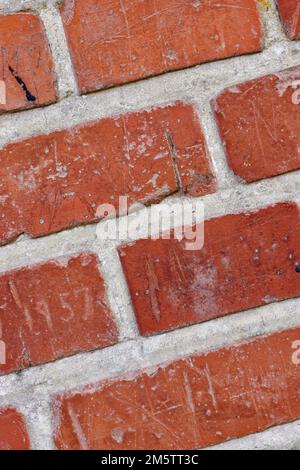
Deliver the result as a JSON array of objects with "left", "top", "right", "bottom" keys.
[{"left": 0, "top": 0, "right": 299, "bottom": 450}]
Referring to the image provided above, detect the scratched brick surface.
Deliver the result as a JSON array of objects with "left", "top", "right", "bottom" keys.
[
  {"left": 0, "top": 13, "right": 57, "bottom": 112},
  {"left": 119, "top": 203, "right": 300, "bottom": 336},
  {"left": 276, "top": 0, "right": 300, "bottom": 40},
  {"left": 213, "top": 65, "right": 300, "bottom": 182},
  {"left": 0, "top": 408, "right": 31, "bottom": 450},
  {"left": 0, "top": 253, "right": 118, "bottom": 375},
  {"left": 53, "top": 327, "right": 300, "bottom": 450},
  {"left": 60, "top": 0, "right": 262, "bottom": 94},
  {"left": 0, "top": 101, "right": 215, "bottom": 246}
]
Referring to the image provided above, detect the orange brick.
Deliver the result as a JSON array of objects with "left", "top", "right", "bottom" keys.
[
  {"left": 0, "top": 13, "right": 57, "bottom": 112},
  {"left": 54, "top": 327, "right": 300, "bottom": 450},
  {"left": 276, "top": 0, "right": 300, "bottom": 40},
  {"left": 0, "top": 408, "right": 30, "bottom": 450},
  {"left": 213, "top": 66, "right": 300, "bottom": 182},
  {"left": 0, "top": 102, "right": 215, "bottom": 246},
  {"left": 0, "top": 253, "right": 118, "bottom": 375},
  {"left": 119, "top": 203, "right": 300, "bottom": 336},
  {"left": 60, "top": 0, "right": 262, "bottom": 94}
]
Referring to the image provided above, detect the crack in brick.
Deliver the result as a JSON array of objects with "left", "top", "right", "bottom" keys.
[{"left": 8, "top": 65, "right": 36, "bottom": 102}]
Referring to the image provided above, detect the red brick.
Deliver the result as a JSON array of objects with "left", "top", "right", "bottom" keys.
[
  {"left": 119, "top": 203, "right": 300, "bottom": 336},
  {"left": 276, "top": 0, "right": 300, "bottom": 40},
  {"left": 0, "top": 13, "right": 57, "bottom": 112},
  {"left": 60, "top": 0, "right": 262, "bottom": 94},
  {"left": 0, "top": 253, "right": 117, "bottom": 375},
  {"left": 0, "top": 102, "right": 215, "bottom": 246},
  {"left": 213, "top": 66, "right": 300, "bottom": 182},
  {"left": 0, "top": 408, "right": 30, "bottom": 450},
  {"left": 54, "top": 326, "right": 300, "bottom": 450}
]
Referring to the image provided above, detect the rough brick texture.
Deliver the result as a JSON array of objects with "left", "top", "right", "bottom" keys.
[
  {"left": 60, "top": 0, "right": 262, "bottom": 94},
  {"left": 213, "top": 66, "right": 300, "bottom": 183},
  {"left": 0, "top": 0, "right": 300, "bottom": 452},
  {"left": 276, "top": 0, "right": 300, "bottom": 40},
  {"left": 119, "top": 203, "right": 300, "bottom": 336},
  {"left": 54, "top": 327, "right": 300, "bottom": 450},
  {"left": 0, "top": 408, "right": 30, "bottom": 450},
  {"left": 0, "top": 13, "right": 57, "bottom": 112},
  {"left": 0, "top": 253, "right": 117, "bottom": 375},
  {"left": 0, "top": 101, "right": 215, "bottom": 246}
]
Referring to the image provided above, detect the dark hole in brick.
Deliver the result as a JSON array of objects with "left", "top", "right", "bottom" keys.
[{"left": 295, "top": 264, "right": 300, "bottom": 273}]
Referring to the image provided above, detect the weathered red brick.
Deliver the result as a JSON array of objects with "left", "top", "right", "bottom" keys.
[
  {"left": 60, "top": 0, "right": 262, "bottom": 94},
  {"left": 0, "top": 253, "right": 118, "bottom": 375},
  {"left": 0, "top": 13, "right": 57, "bottom": 112},
  {"left": 0, "top": 408, "right": 31, "bottom": 450},
  {"left": 213, "top": 66, "right": 300, "bottom": 182},
  {"left": 54, "top": 326, "right": 300, "bottom": 450},
  {"left": 119, "top": 203, "right": 300, "bottom": 336},
  {"left": 276, "top": 0, "right": 300, "bottom": 40},
  {"left": 0, "top": 102, "right": 215, "bottom": 245}
]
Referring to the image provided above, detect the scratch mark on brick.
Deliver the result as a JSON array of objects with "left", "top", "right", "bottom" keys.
[
  {"left": 145, "top": 257, "right": 161, "bottom": 324},
  {"left": 121, "top": 116, "right": 131, "bottom": 161},
  {"left": 79, "top": 287, "right": 94, "bottom": 320},
  {"left": 204, "top": 363, "right": 218, "bottom": 411},
  {"left": 67, "top": 403, "right": 89, "bottom": 450},
  {"left": 182, "top": 369, "right": 202, "bottom": 445},
  {"left": 113, "top": 389, "right": 182, "bottom": 447},
  {"left": 165, "top": 131, "right": 183, "bottom": 193},
  {"left": 183, "top": 371, "right": 196, "bottom": 414},
  {"left": 169, "top": 247, "right": 188, "bottom": 284},
  {"left": 36, "top": 299, "right": 53, "bottom": 330},
  {"left": 251, "top": 103, "right": 266, "bottom": 160},
  {"left": 8, "top": 279, "right": 33, "bottom": 332},
  {"left": 119, "top": 0, "right": 133, "bottom": 63}
]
